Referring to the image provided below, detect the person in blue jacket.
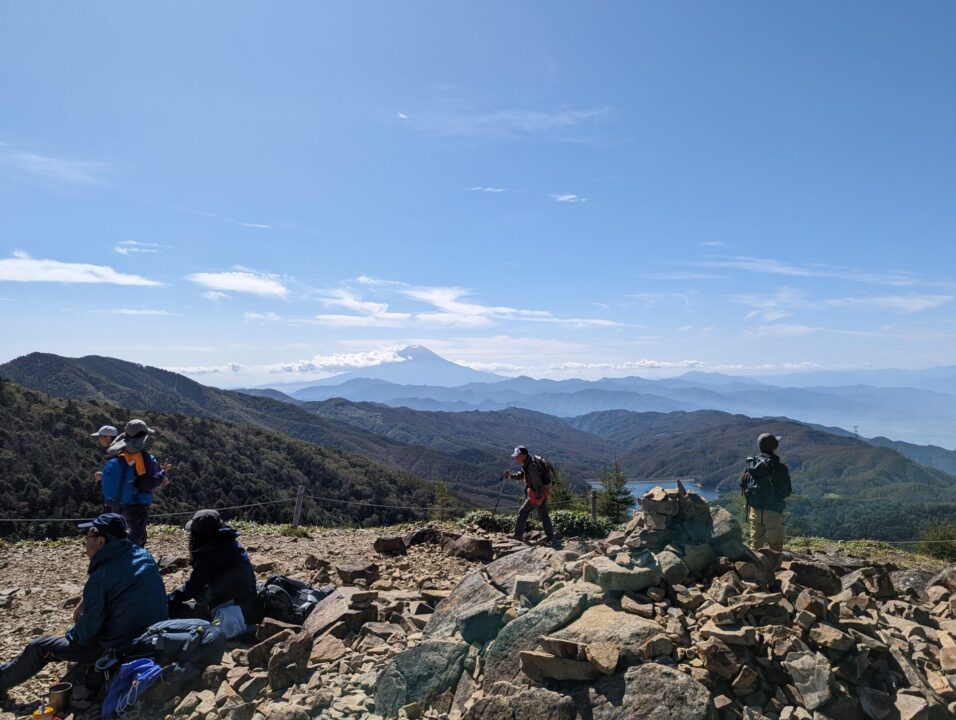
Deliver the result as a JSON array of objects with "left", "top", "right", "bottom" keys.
[
  {"left": 99, "top": 419, "right": 171, "bottom": 547},
  {"left": 168, "top": 509, "right": 258, "bottom": 626},
  {"left": 0, "top": 514, "right": 168, "bottom": 692}
]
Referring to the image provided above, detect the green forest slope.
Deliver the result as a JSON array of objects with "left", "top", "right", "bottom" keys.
[{"left": 0, "top": 378, "right": 448, "bottom": 539}]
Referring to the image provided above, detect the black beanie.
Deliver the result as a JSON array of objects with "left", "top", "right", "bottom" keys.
[{"left": 758, "top": 433, "right": 779, "bottom": 453}]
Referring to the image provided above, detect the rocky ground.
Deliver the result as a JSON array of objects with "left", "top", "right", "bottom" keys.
[
  {"left": 0, "top": 522, "right": 487, "bottom": 719},
  {"left": 1, "top": 498, "right": 956, "bottom": 720}
]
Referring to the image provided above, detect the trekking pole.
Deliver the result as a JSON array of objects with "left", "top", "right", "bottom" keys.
[{"left": 492, "top": 475, "right": 507, "bottom": 518}]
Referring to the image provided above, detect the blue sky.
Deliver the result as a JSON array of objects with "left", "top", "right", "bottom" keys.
[{"left": 1, "top": 2, "right": 954, "bottom": 385}]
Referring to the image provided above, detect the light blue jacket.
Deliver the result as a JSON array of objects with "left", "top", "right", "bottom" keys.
[{"left": 100, "top": 455, "right": 157, "bottom": 508}]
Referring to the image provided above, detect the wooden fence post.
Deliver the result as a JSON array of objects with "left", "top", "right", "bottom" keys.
[{"left": 292, "top": 485, "right": 305, "bottom": 526}]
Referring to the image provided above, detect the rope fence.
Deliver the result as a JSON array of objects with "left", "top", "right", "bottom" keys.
[
  {"left": 4, "top": 491, "right": 952, "bottom": 548},
  {"left": 0, "top": 489, "right": 582, "bottom": 525}
]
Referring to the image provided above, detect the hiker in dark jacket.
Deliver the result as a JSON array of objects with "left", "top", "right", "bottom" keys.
[
  {"left": 168, "top": 510, "right": 257, "bottom": 625},
  {"left": 101, "top": 418, "right": 171, "bottom": 547},
  {"left": 504, "top": 445, "right": 556, "bottom": 545},
  {"left": 0, "top": 514, "right": 168, "bottom": 692},
  {"left": 741, "top": 432, "right": 792, "bottom": 552}
]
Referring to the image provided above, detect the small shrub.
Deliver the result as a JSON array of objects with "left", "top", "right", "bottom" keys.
[
  {"left": 917, "top": 520, "right": 956, "bottom": 562},
  {"left": 279, "top": 524, "right": 312, "bottom": 539},
  {"left": 550, "top": 510, "right": 613, "bottom": 539},
  {"left": 458, "top": 510, "right": 514, "bottom": 534}
]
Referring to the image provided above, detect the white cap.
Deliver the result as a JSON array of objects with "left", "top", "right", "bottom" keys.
[{"left": 91, "top": 425, "right": 119, "bottom": 438}]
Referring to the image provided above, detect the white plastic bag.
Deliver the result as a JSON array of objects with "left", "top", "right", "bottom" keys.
[{"left": 212, "top": 603, "right": 247, "bottom": 639}]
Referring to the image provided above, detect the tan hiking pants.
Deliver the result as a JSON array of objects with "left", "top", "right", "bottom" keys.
[{"left": 748, "top": 507, "right": 784, "bottom": 551}]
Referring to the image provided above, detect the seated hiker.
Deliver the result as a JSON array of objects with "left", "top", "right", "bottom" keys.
[
  {"left": 167, "top": 510, "right": 257, "bottom": 628},
  {"left": 0, "top": 513, "right": 168, "bottom": 693},
  {"left": 101, "top": 418, "right": 171, "bottom": 547}
]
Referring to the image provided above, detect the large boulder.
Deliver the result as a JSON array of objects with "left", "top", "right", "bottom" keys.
[
  {"left": 784, "top": 560, "right": 843, "bottom": 597},
  {"left": 580, "top": 663, "right": 712, "bottom": 719},
  {"left": 423, "top": 571, "right": 506, "bottom": 640},
  {"left": 584, "top": 554, "right": 662, "bottom": 593},
  {"left": 465, "top": 682, "right": 576, "bottom": 720},
  {"left": 707, "top": 506, "right": 742, "bottom": 545},
  {"left": 482, "top": 583, "right": 599, "bottom": 686},
  {"left": 928, "top": 565, "right": 956, "bottom": 594},
  {"left": 444, "top": 535, "right": 494, "bottom": 562},
  {"left": 485, "top": 547, "right": 560, "bottom": 592},
  {"left": 373, "top": 640, "right": 469, "bottom": 717},
  {"left": 303, "top": 587, "right": 376, "bottom": 637},
  {"left": 782, "top": 650, "right": 833, "bottom": 711},
  {"left": 550, "top": 605, "right": 664, "bottom": 665}
]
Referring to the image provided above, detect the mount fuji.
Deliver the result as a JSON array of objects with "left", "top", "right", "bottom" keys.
[{"left": 296, "top": 345, "right": 503, "bottom": 390}]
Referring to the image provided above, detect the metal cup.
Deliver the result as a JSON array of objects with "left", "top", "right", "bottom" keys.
[{"left": 48, "top": 682, "right": 72, "bottom": 713}]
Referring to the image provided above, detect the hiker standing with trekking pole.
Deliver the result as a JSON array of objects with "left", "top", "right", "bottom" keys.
[{"left": 504, "top": 445, "right": 558, "bottom": 547}]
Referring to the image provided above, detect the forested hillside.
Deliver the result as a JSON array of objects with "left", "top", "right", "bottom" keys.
[
  {"left": 307, "top": 399, "right": 616, "bottom": 476},
  {"left": 0, "top": 353, "right": 511, "bottom": 502},
  {"left": 0, "top": 378, "right": 448, "bottom": 539}
]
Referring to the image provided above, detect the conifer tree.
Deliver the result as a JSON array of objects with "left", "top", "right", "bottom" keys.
[
  {"left": 431, "top": 480, "right": 453, "bottom": 521},
  {"left": 599, "top": 461, "right": 634, "bottom": 524}
]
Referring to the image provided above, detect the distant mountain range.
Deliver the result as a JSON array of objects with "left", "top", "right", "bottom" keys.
[
  {"left": 234, "top": 348, "right": 956, "bottom": 447},
  {"left": 2, "top": 351, "right": 956, "bottom": 541}
]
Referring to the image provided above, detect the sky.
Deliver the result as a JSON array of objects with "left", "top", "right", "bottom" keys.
[{"left": 1, "top": 1, "right": 955, "bottom": 387}]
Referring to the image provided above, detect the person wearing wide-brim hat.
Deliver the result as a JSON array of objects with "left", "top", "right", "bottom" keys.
[
  {"left": 0, "top": 514, "right": 167, "bottom": 692},
  {"left": 99, "top": 419, "right": 171, "bottom": 547},
  {"left": 167, "top": 510, "right": 257, "bottom": 628}
]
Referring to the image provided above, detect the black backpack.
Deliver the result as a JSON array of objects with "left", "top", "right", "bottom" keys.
[
  {"left": 534, "top": 456, "right": 556, "bottom": 486},
  {"left": 741, "top": 454, "right": 791, "bottom": 510},
  {"left": 255, "top": 575, "right": 335, "bottom": 625},
  {"left": 97, "top": 619, "right": 226, "bottom": 683}
]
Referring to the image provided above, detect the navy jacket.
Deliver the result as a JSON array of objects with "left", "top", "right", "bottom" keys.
[
  {"left": 169, "top": 528, "right": 257, "bottom": 622},
  {"left": 66, "top": 540, "right": 169, "bottom": 650}
]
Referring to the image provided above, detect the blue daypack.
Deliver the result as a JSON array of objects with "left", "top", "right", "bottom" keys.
[{"left": 101, "top": 658, "right": 164, "bottom": 717}]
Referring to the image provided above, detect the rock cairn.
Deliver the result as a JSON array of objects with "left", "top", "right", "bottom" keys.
[{"left": 371, "top": 485, "right": 956, "bottom": 720}]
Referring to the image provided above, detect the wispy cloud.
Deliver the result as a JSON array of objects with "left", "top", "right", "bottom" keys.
[
  {"left": 549, "top": 359, "right": 704, "bottom": 371},
  {"left": 467, "top": 186, "right": 506, "bottom": 193},
  {"left": 203, "top": 291, "right": 230, "bottom": 302},
  {"left": 701, "top": 256, "right": 918, "bottom": 286},
  {"left": 262, "top": 348, "right": 410, "bottom": 375},
  {"left": 550, "top": 193, "right": 587, "bottom": 203},
  {"left": 397, "top": 112, "right": 408, "bottom": 120},
  {"left": 177, "top": 207, "right": 273, "bottom": 230},
  {"left": 821, "top": 294, "right": 952, "bottom": 314},
  {"left": 408, "top": 106, "right": 611, "bottom": 140},
  {"left": 0, "top": 250, "right": 160, "bottom": 286},
  {"left": 731, "top": 288, "right": 951, "bottom": 319},
  {"left": 0, "top": 143, "right": 113, "bottom": 185},
  {"left": 699, "top": 241, "right": 725, "bottom": 248},
  {"left": 165, "top": 363, "right": 244, "bottom": 375},
  {"left": 250, "top": 277, "right": 622, "bottom": 329},
  {"left": 114, "top": 240, "right": 172, "bottom": 256},
  {"left": 628, "top": 292, "right": 696, "bottom": 308},
  {"left": 640, "top": 272, "right": 726, "bottom": 281},
  {"left": 169, "top": 348, "right": 412, "bottom": 377},
  {"left": 188, "top": 269, "right": 289, "bottom": 299},
  {"left": 745, "top": 323, "right": 822, "bottom": 338},
  {"left": 108, "top": 308, "right": 179, "bottom": 317}
]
